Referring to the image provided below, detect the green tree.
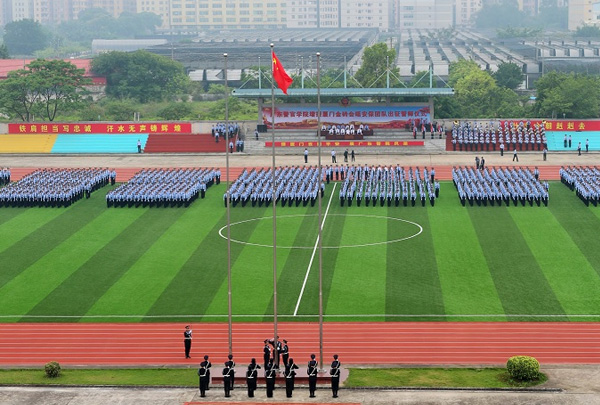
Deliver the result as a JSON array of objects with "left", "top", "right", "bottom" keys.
[
  {"left": 58, "top": 9, "right": 161, "bottom": 45},
  {"left": 3, "top": 19, "right": 49, "bottom": 56},
  {"left": 0, "top": 59, "right": 90, "bottom": 121},
  {"left": 493, "top": 62, "right": 524, "bottom": 89},
  {"left": 91, "top": 50, "right": 189, "bottom": 103},
  {"left": 28, "top": 59, "right": 91, "bottom": 121},
  {"left": 0, "top": 70, "right": 41, "bottom": 121},
  {"left": 475, "top": 0, "right": 526, "bottom": 29},
  {"left": 158, "top": 102, "right": 193, "bottom": 120},
  {"left": 354, "top": 43, "right": 399, "bottom": 88},
  {"left": 0, "top": 44, "right": 9, "bottom": 59},
  {"left": 574, "top": 25, "right": 600, "bottom": 38},
  {"left": 534, "top": 72, "right": 600, "bottom": 118},
  {"left": 490, "top": 87, "right": 524, "bottom": 118}
]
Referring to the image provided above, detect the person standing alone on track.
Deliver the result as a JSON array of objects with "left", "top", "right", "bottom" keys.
[{"left": 183, "top": 325, "right": 192, "bottom": 359}]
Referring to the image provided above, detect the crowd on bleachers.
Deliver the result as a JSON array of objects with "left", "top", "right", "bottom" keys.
[
  {"left": 0, "top": 168, "right": 113, "bottom": 207},
  {"left": 338, "top": 165, "right": 439, "bottom": 207},
  {"left": 106, "top": 168, "right": 219, "bottom": 207},
  {"left": 451, "top": 120, "right": 547, "bottom": 152},
  {"left": 321, "top": 123, "right": 370, "bottom": 136},
  {"left": 452, "top": 166, "right": 549, "bottom": 206},
  {"left": 225, "top": 166, "right": 324, "bottom": 207},
  {"left": 0, "top": 168, "right": 10, "bottom": 186},
  {"left": 560, "top": 166, "right": 600, "bottom": 206}
]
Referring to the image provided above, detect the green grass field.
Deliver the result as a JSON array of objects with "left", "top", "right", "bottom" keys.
[{"left": 0, "top": 181, "right": 599, "bottom": 323}]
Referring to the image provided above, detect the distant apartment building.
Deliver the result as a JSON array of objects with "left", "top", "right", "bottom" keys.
[
  {"left": 1, "top": 0, "right": 136, "bottom": 24},
  {"left": 396, "top": 0, "right": 454, "bottom": 30},
  {"left": 568, "top": 0, "right": 600, "bottom": 30},
  {"left": 136, "top": 0, "right": 171, "bottom": 29},
  {"left": 166, "top": 0, "right": 286, "bottom": 30},
  {"left": 454, "top": 0, "right": 482, "bottom": 26},
  {"left": 287, "top": 0, "right": 392, "bottom": 30},
  {"left": 71, "top": 0, "right": 136, "bottom": 19}
]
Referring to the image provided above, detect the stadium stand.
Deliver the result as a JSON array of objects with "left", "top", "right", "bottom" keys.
[
  {"left": 225, "top": 166, "right": 324, "bottom": 207},
  {"left": 143, "top": 134, "right": 229, "bottom": 153},
  {"left": 106, "top": 168, "right": 220, "bottom": 207},
  {"left": 0, "top": 134, "right": 57, "bottom": 153},
  {"left": 560, "top": 166, "right": 600, "bottom": 206},
  {"left": 337, "top": 165, "right": 439, "bottom": 207},
  {"left": 50, "top": 134, "right": 148, "bottom": 154},
  {"left": 452, "top": 166, "right": 549, "bottom": 207},
  {"left": 0, "top": 168, "right": 112, "bottom": 207}
]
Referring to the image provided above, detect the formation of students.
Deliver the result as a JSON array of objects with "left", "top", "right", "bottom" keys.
[
  {"left": 225, "top": 166, "right": 325, "bottom": 207},
  {"left": 560, "top": 166, "right": 600, "bottom": 206},
  {"left": 322, "top": 123, "right": 370, "bottom": 136},
  {"left": 197, "top": 337, "right": 341, "bottom": 399},
  {"left": 452, "top": 166, "right": 549, "bottom": 206},
  {"left": 451, "top": 120, "right": 547, "bottom": 152},
  {"left": 0, "top": 168, "right": 113, "bottom": 207},
  {"left": 0, "top": 168, "right": 10, "bottom": 186},
  {"left": 338, "top": 165, "right": 440, "bottom": 207},
  {"left": 106, "top": 168, "right": 219, "bottom": 207},
  {"left": 211, "top": 122, "right": 240, "bottom": 143}
]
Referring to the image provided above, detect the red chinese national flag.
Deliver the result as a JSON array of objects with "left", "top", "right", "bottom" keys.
[{"left": 272, "top": 51, "right": 293, "bottom": 95}]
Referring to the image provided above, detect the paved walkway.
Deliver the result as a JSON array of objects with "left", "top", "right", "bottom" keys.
[{"left": 0, "top": 366, "right": 599, "bottom": 404}]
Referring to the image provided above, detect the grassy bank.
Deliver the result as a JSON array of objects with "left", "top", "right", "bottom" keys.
[
  {"left": 0, "top": 368, "right": 547, "bottom": 388},
  {"left": 345, "top": 368, "right": 548, "bottom": 388}
]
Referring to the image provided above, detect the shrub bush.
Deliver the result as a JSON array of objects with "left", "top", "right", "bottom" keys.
[
  {"left": 506, "top": 356, "right": 540, "bottom": 381},
  {"left": 44, "top": 361, "right": 61, "bottom": 378}
]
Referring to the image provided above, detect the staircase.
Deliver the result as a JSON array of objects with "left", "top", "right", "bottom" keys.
[{"left": 144, "top": 134, "right": 229, "bottom": 153}]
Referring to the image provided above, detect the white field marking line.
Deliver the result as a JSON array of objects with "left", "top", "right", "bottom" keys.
[
  {"left": 293, "top": 183, "right": 336, "bottom": 316},
  {"left": 1, "top": 313, "right": 599, "bottom": 319},
  {"left": 218, "top": 214, "right": 423, "bottom": 249}
]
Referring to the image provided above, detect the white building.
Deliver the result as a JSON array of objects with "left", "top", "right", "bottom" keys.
[
  {"left": 287, "top": 0, "right": 393, "bottom": 30},
  {"left": 397, "top": 0, "right": 454, "bottom": 30}
]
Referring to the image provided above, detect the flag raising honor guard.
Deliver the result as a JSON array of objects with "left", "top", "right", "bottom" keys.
[{"left": 272, "top": 51, "right": 293, "bottom": 94}]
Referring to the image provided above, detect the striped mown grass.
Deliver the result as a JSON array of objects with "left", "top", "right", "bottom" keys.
[{"left": 0, "top": 181, "right": 599, "bottom": 323}]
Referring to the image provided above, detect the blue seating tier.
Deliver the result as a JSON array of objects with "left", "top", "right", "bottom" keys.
[{"left": 51, "top": 134, "right": 149, "bottom": 154}]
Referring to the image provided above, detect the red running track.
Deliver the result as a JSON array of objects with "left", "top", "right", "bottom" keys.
[
  {"left": 0, "top": 322, "right": 599, "bottom": 367},
  {"left": 9, "top": 165, "right": 563, "bottom": 182}
]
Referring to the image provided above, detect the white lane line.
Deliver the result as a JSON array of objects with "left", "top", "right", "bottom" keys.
[{"left": 293, "top": 182, "right": 336, "bottom": 316}]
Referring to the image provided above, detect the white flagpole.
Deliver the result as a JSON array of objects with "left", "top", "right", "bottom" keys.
[
  {"left": 270, "top": 43, "right": 279, "bottom": 368},
  {"left": 316, "top": 52, "right": 324, "bottom": 371},
  {"left": 224, "top": 53, "right": 233, "bottom": 355}
]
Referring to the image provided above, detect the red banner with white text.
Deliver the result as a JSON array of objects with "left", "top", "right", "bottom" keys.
[
  {"left": 8, "top": 122, "right": 192, "bottom": 134},
  {"left": 265, "top": 140, "right": 425, "bottom": 148}
]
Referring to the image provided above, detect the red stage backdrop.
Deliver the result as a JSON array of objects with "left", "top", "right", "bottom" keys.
[
  {"left": 8, "top": 122, "right": 192, "bottom": 134},
  {"left": 265, "top": 140, "right": 425, "bottom": 147},
  {"left": 261, "top": 105, "right": 431, "bottom": 130}
]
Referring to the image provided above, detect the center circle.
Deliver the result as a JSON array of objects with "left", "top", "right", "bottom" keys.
[{"left": 218, "top": 214, "right": 423, "bottom": 249}]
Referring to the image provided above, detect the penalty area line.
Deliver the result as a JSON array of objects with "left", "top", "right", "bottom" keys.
[{"left": 293, "top": 182, "right": 336, "bottom": 317}]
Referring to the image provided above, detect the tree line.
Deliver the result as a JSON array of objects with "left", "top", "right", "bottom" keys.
[{"left": 1, "top": 45, "right": 599, "bottom": 122}]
